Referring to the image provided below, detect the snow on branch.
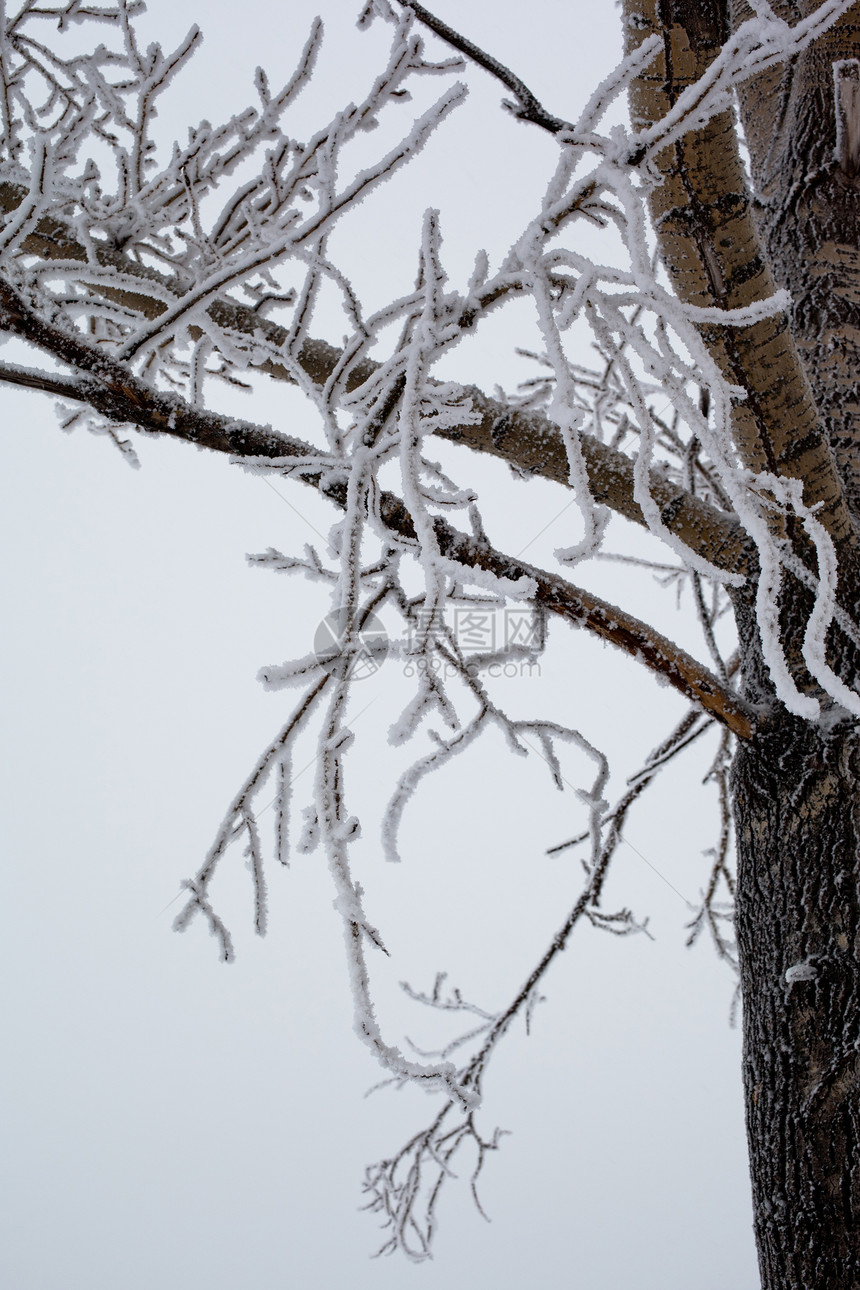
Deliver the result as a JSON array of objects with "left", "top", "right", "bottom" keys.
[
  {"left": 628, "top": 0, "right": 857, "bottom": 162},
  {"left": 0, "top": 171, "right": 751, "bottom": 572},
  {"left": 173, "top": 676, "right": 332, "bottom": 956},
  {"left": 2, "top": 0, "right": 859, "bottom": 1255}
]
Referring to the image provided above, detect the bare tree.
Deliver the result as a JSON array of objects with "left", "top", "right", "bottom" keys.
[{"left": 1, "top": 0, "right": 859, "bottom": 1284}]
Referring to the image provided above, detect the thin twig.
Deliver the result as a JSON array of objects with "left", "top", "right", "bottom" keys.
[{"left": 395, "top": 0, "right": 571, "bottom": 133}]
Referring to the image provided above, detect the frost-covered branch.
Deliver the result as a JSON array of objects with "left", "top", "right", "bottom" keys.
[
  {"left": 4, "top": 0, "right": 860, "bottom": 1261},
  {"left": 392, "top": 0, "right": 572, "bottom": 134},
  {"left": 686, "top": 729, "right": 737, "bottom": 971},
  {"left": 0, "top": 179, "right": 749, "bottom": 571},
  {"left": 362, "top": 760, "right": 646, "bottom": 1260},
  {"left": 0, "top": 269, "right": 755, "bottom": 732},
  {"left": 173, "top": 675, "right": 332, "bottom": 958}
]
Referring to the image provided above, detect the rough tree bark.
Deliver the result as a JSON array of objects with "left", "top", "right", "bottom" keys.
[
  {"left": 626, "top": 2, "right": 860, "bottom": 1285},
  {"left": 732, "top": 4, "right": 860, "bottom": 1282},
  {"left": 732, "top": 620, "right": 860, "bottom": 1289}
]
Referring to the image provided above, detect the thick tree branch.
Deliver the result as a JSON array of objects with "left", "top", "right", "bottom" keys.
[
  {"left": 0, "top": 281, "right": 308, "bottom": 459},
  {"left": 431, "top": 518, "right": 756, "bottom": 738},
  {"left": 433, "top": 383, "right": 750, "bottom": 574},
  {"left": 0, "top": 180, "right": 748, "bottom": 574},
  {"left": 0, "top": 275, "right": 754, "bottom": 737},
  {"left": 730, "top": 0, "right": 860, "bottom": 524}
]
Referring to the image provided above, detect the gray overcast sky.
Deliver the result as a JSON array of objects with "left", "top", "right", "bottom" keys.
[{"left": 0, "top": 2, "right": 759, "bottom": 1286}]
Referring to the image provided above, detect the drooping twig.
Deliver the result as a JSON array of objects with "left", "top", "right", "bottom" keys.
[
  {"left": 364, "top": 793, "right": 643, "bottom": 1258},
  {"left": 0, "top": 174, "right": 749, "bottom": 573},
  {"left": 0, "top": 280, "right": 756, "bottom": 736}
]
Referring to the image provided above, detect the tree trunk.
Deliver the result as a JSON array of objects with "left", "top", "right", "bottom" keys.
[
  {"left": 732, "top": 630, "right": 860, "bottom": 1288},
  {"left": 729, "top": 6, "right": 860, "bottom": 1287},
  {"left": 627, "top": 1, "right": 860, "bottom": 1284},
  {"left": 730, "top": 0, "right": 860, "bottom": 524}
]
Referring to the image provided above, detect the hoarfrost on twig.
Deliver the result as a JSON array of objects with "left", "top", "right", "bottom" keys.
[{"left": 2, "top": 0, "right": 855, "bottom": 1260}]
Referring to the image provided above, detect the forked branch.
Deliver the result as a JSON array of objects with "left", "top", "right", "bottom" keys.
[
  {"left": 0, "top": 275, "right": 755, "bottom": 737},
  {"left": 624, "top": 0, "right": 857, "bottom": 553},
  {"left": 0, "top": 173, "right": 749, "bottom": 576}
]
